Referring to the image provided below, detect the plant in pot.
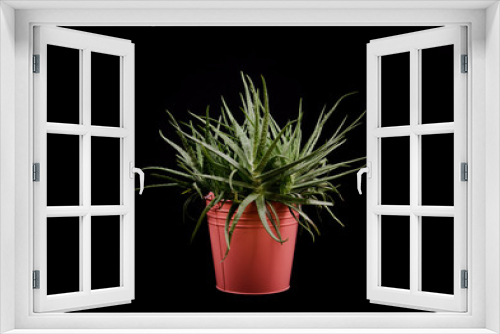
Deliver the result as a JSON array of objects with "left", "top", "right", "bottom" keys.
[{"left": 144, "top": 73, "right": 365, "bottom": 295}]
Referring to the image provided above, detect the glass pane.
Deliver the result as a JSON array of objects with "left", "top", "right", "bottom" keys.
[
  {"left": 381, "top": 215, "right": 410, "bottom": 290},
  {"left": 47, "top": 45, "right": 81, "bottom": 124},
  {"left": 47, "top": 134, "right": 80, "bottom": 206},
  {"left": 381, "top": 136, "right": 410, "bottom": 205},
  {"left": 47, "top": 217, "right": 80, "bottom": 295},
  {"left": 91, "top": 137, "right": 121, "bottom": 205},
  {"left": 91, "top": 52, "right": 121, "bottom": 127},
  {"left": 421, "top": 45, "right": 454, "bottom": 124},
  {"left": 421, "top": 133, "right": 454, "bottom": 206},
  {"left": 421, "top": 216, "right": 454, "bottom": 294},
  {"left": 91, "top": 216, "right": 121, "bottom": 290},
  {"left": 381, "top": 52, "right": 410, "bottom": 127}
]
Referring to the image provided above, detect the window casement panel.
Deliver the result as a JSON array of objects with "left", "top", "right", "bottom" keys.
[
  {"left": 366, "top": 26, "right": 467, "bottom": 312},
  {"left": 33, "top": 26, "right": 135, "bottom": 312}
]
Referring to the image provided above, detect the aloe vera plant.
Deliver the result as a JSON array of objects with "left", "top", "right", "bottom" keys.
[{"left": 144, "top": 73, "right": 365, "bottom": 252}]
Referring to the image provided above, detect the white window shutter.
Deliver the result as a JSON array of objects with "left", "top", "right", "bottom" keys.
[
  {"left": 365, "top": 26, "right": 467, "bottom": 312},
  {"left": 33, "top": 26, "right": 135, "bottom": 312}
]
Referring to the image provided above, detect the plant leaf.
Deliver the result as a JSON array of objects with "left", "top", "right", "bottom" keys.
[
  {"left": 255, "top": 194, "right": 284, "bottom": 243},
  {"left": 224, "top": 192, "right": 260, "bottom": 256},
  {"left": 191, "top": 192, "right": 224, "bottom": 244},
  {"left": 223, "top": 202, "right": 239, "bottom": 259},
  {"left": 254, "top": 120, "right": 297, "bottom": 174}
]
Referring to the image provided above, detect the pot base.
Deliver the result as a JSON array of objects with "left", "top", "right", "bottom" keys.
[{"left": 216, "top": 285, "right": 290, "bottom": 295}]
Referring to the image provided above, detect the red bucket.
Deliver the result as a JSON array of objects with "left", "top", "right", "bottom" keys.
[{"left": 206, "top": 195, "right": 298, "bottom": 295}]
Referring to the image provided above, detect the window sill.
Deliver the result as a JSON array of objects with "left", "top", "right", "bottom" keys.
[{"left": 3, "top": 329, "right": 498, "bottom": 334}]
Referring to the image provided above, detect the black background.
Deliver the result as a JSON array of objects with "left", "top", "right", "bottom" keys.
[{"left": 48, "top": 26, "right": 454, "bottom": 312}]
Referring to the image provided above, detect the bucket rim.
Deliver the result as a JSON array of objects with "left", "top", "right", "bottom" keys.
[{"left": 204, "top": 192, "right": 298, "bottom": 210}]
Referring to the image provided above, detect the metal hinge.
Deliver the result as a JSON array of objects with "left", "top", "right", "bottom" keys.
[
  {"left": 461, "top": 162, "right": 468, "bottom": 182},
  {"left": 461, "top": 54, "right": 468, "bottom": 73},
  {"left": 33, "top": 54, "right": 40, "bottom": 73},
  {"left": 33, "top": 270, "right": 40, "bottom": 289},
  {"left": 33, "top": 163, "right": 40, "bottom": 182},
  {"left": 461, "top": 270, "right": 468, "bottom": 289}
]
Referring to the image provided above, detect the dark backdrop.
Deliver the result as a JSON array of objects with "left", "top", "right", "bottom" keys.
[{"left": 63, "top": 26, "right": 435, "bottom": 312}]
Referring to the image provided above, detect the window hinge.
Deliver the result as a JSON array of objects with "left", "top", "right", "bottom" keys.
[
  {"left": 461, "top": 54, "right": 468, "bottom": 73},
  {"left": 33, "top": 54, "right": 40, "bottom": 73},
  {"left": 461, "top": 270, "right": 468, "bottom": 289},
  {"left": 33, "top": 163, "right": 40, "bottom": 182},
  {"left": 33, "top": 270, "right": 40, "bottom": 289},
  {"left": 461, "top": 162, "right": 468, "bottom": 182}
]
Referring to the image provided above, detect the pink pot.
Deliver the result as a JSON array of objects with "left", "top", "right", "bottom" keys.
[{"left": 206, "top": 195, "right": 298, "bottom": 295}]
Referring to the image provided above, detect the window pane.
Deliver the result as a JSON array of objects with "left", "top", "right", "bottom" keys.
[
  {"left": 47, "top": 134, "right": 80, "bottom": 206},
  {"left": 91, "top": 52, "right": 121, "bottom": 127},
  {"left": 421, "top": 216, "right": 454, "bottom": 294},
  {"left": 381, "top": 52, "right": 410, "bottom": 127},
  {"left": 47, "top": 217, "right": 80, "bottom": 295},
  {"left": 381, "top": 215, "right": 410, "bottom": 290},
  {"left": 47, "top": 45, "right": 81, "bottom": 124},
  {"left": 421, "top": 45, "right": 454, "bottom": 124},
  {"left": 91, "top": 137, "right": 121, "bottom": 205},
  {"left": 91, "top": 216, "right": 121, "bottom": 290},
  {"left": 421, "top": 133, "right": 454, "bottom": 206},
  {"left": 381, "top": 136, "right": 410, "bottom": 205}
]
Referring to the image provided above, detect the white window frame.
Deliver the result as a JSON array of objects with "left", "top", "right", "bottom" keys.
[
  {"left": 32, "top": 26, "right": 136, "bottom": 313},
  {"left": 1, "top": 1, "right": 499, "bottom": 333},
  {"left": 366, "top": 26, "right": 468, "bottom": 312}
]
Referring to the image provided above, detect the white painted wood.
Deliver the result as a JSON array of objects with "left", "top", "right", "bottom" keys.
[
  {"left": 368, "top": 26, "right": 467, "bottom": 57},
  {"left": 121, "top": 38, "right": 135, "bottom": 298},
  {"left": 371, "top": 205, "right": 455, "bottom": 217},
  {"left": 365, "top": 25, "right": 379, "bottom": 320},
  {"left": 3, "top": 0, "right": 497, "bottom": 10},
  {"left": 46, "top": 123, "right": 130, "bottom": 138},
  {"left": 33, "top": 26, "right": 135, "bottom": 313},
  {"left": 366, "top": 26, "right": 468, "bottom": 312},
  {"left": 1, "top": 330, "right": 498, "bottom": 334},
  {"left": 82, "top": 45, "right": 92, "bottom": 300},
  {"left": 453, "top": 24, "right": 469, "bottom": 314},
  {"left": 46, "top": 206, "right": 130, "bottom": 217},
  {"left": 372, "top": 123, "right": 454, "bottom": 137},
  {"left": 82, "top": 214, "right": 91, "bottom": 296},
  {"left": 90, "top": 126, "right": 130, "bottom": 138},
  {"left": 7, "top": 5, "right": 488, "bottom": 333},
  {"left": 485, "top": 3, "right": 500, "bottom": 332},
  {"left": 409, "top": 47, "right": 419, "bottom": 296},
  {"left": 33, "top": 24, "right": 49, "bottom": 314},
  {"left": 0, "top": 2, "right": 17, "bottom": 333}
]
